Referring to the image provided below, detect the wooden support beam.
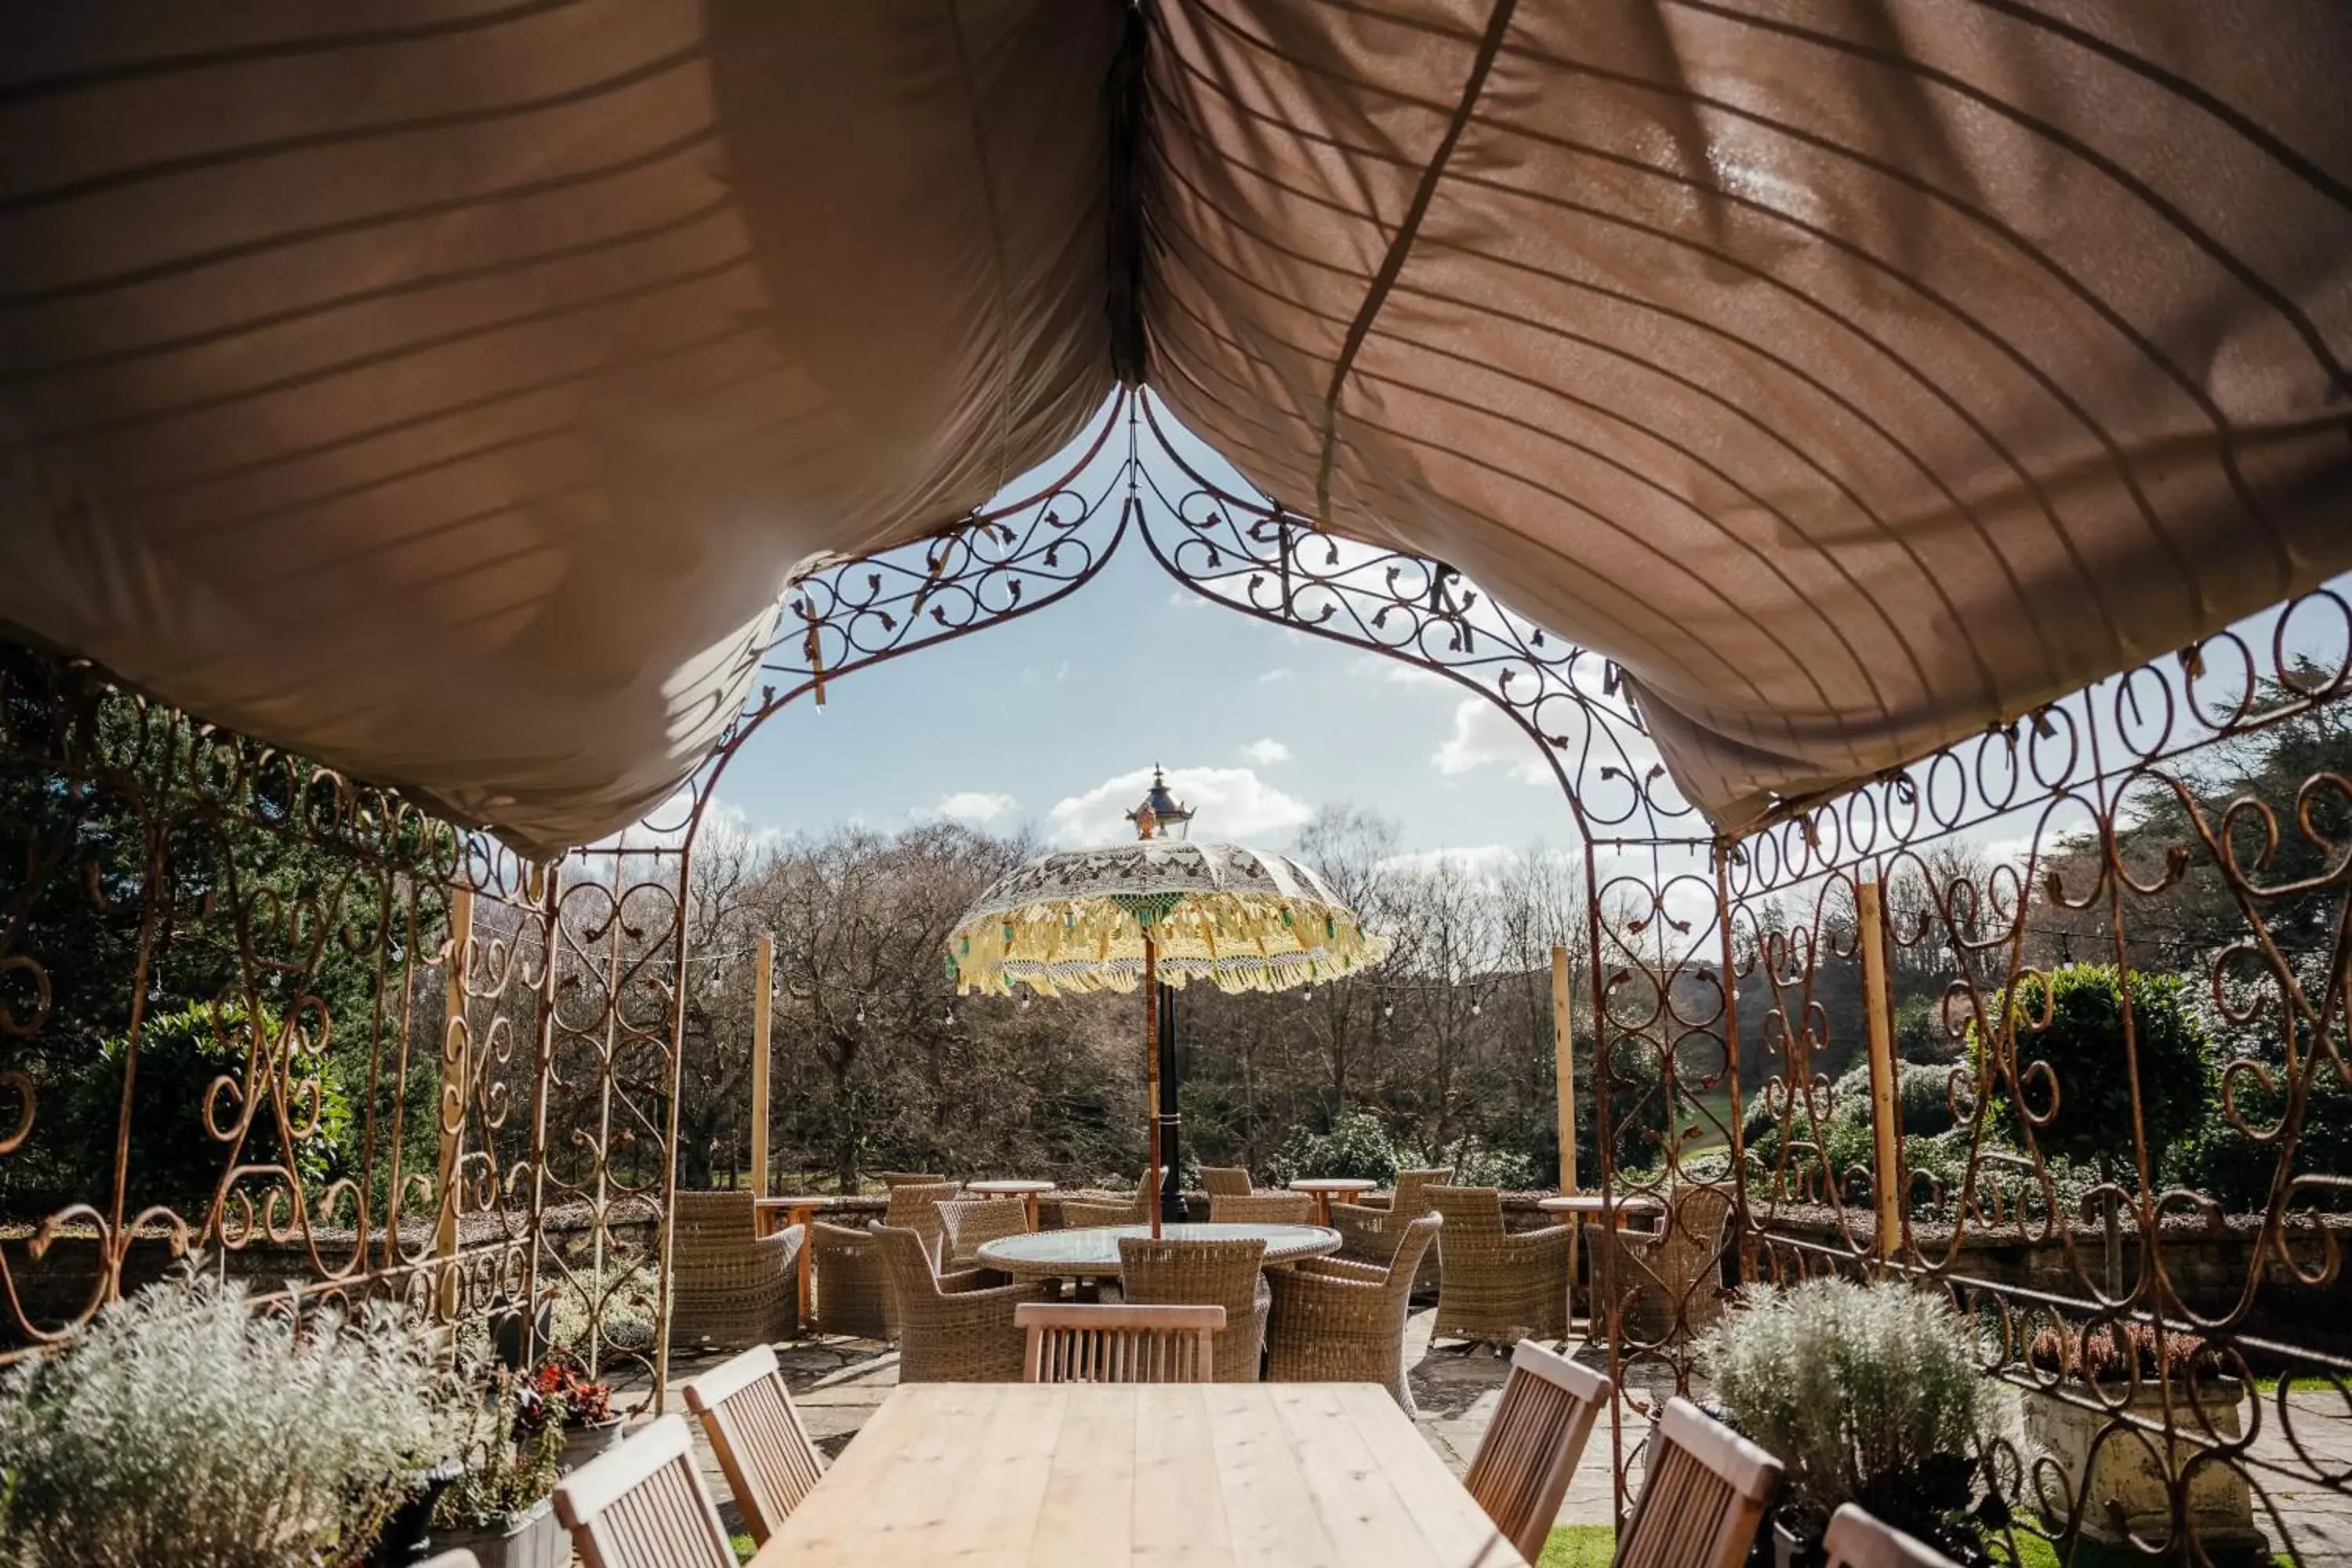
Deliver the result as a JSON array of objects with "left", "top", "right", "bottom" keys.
[
  {"left": 750, "top": 932, "right": 774, "bottom": 1199},
  {"left": 436, "top": 885, "right": 474, "bottom": 1318},
  {"left": 1855, "top": 876, "right": 1904, "bottom": 1260},
  {"left": 1552, "top": 945, "right": 1577, "bottom": 1192}
]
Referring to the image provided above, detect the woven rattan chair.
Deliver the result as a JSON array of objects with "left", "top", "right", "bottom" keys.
[
  {"left": 872, "top": 1222, "right": 1044, "bottom": 1382},
  {"left": 677, "top": 1344, "right": 824, "bottom": 1546},
  {"left": 1427, "top": 1185, "right": 1571, "bottom": 1346},
  {"left": 876, "top": 1171, "right": 946, "bottom": 1188},
  {"left": 1588, "top": 1183, "right": 1733, "bottom": 1344},
  {"left": 552, "top": 1414, "right": 734, "bottom": 1568},
  {"left": 1613, "top": 1398, "right": 1781, "bottom": 1568},
  {"left": 807, "top": 1218, "right": 893, "bottom": 1341},
  {"left": 1209, "top": 1190, "right": 1316, "bottom": 1224},
  {"left": 881, "top": 1179, "right": 963, "bottom": 1267},
  {"left": 938, "top": 1195, "right": 1032, "bottom": 1269},
  {"left": 1330, "top": 1166, "right": 1450, "bottom": 1292},
  {"left": 1018, "top": 1302, "right": 1225, "bottom": 1382},
  {"left": 1461, "top": 1339, "right": 1614, "bottom": 1561},
  {"left": 1119, "top": 1233, "right": 1269, "bottom": 1383},
  {"left": 1265, "top": 1212, "right": 1441, "bottom": 1411},
  {"left": 667, "top": 1190, "right": 801, "bottom": 1348},
  {"left": 1058, "top": 1196, "right": 1149, "bottom": 1228},
  {"left": 1824, "top": 1504, "right": 1960, "bottom": 1568},
  {"left": 1200, "top": 1165, "right": 1254, "bottom": 1197}
]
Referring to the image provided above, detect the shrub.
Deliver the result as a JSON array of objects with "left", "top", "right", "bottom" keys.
[
  {"left": 0, "top": 1268, "right": 457, "bottom": 1568},
  {"left": 1267, "top": 1109, "right": 1399, "bottom": 1185},
  {"left": 437, "top": 1368, "right": 564, "bottom": 1532},
  {"left": 2026, "top": 1319, "right": 2216, "bottom": 1386},
  {"left": 1700, "top": 1278, "right": 2012, "bottom": 1563},
  {"left": 1976, "top": 965, "right": 2209, "bottom": 1178},
  {"left": 2177, "top": 956, "right": 2352, "bottom": 1212}
]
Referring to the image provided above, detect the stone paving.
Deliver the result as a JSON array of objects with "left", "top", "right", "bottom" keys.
[{"left": 656, "top": 1309, "right": 2352, "bottom": 1563}]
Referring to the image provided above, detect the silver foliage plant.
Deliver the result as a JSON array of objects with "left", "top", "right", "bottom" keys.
[
  {"left": 0, "top": 1267, "right": 459, "bottom": 1568},
  {"left": 1699, "top": 1277, "right": 2013, "bottom": 1537}
]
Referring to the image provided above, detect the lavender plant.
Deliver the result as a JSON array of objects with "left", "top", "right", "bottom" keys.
[
  {"left": 0, "top": 1268, "right": 458, "bottom": 1568},
  {"left": 1699, "top": 1278, "right": 2013, "bottom": 1565}
]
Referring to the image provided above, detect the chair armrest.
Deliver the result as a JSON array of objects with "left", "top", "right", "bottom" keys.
[
  {"left": 937, "top": 1266, "right": 1014, "bottom": 1294},
  {"left": 1298, "top": 1256, "right": 1388, "bottom": 1284},
  {"left": 1500, "top": 1225, "right": 1575, "bottom": 1263}
]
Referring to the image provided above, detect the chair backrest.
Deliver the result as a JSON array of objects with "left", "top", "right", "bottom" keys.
[
  {"left": 1209, "top": 1191, "right": 1316, "bottom": 1224},
  {"left": 871, "top": 1222, "right": 946, "bottom": 1301},
  {"left": 1823, "top": 1504, "right": 1960, "bottom": 1568},
  {"left": 938, "top": 1196, "right": 1031, "bottom": 1266},
  {"left": 671, "top": 1189, "right": 757, "bottom": 1247},
  {"left": 1462, "top": 1339, "right": 1614, "bottom": 1562},
  {"left": 1664, "top": 1183, "right": 1735, "bottom": 1259},
  {"left": 877, "top": 1171, "right": 947, "bottom": 1188},
  {"left": 1392, "top": 1167, "right": 1453, "bottom": 1215},
  {"left": 677, "top": 1345, "right": 825, "bottom": 1545},
  {"left": 1615, "top": 1397, "right": 1784, "bottom": 1568},
  {"left": 1380, "top": 1213, "right": 1443, "bottom": 1294},
  {"left": 1059, "top": 1196, "right": 1148, "bottom": 1227},
  {"left": 1200, "top": 1165, "right": 1254, "bottom": 1196},
  {"left": 1017, "top": 1302, "right": 1225, "bottom": 1382},
  {"left": 1427, "top": 1185, "right": 1508, "bottom": 1243},
  {"left": 1118, "top": 1235, "right": 1268, "bottom": 1326},
  {"left": 883, "top": 1180, "right": 963, "bottom": 1263},
  {"left": 552, "top": 1414, "right": 735, "bottom": 1568}
]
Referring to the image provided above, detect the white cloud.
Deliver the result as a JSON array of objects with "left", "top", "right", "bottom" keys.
[
  {"left": 1432, "top": 698, "right": 1553, "bottom": 785},
  {"left": 1377, "top": 844, "right": 1514, "bottom": 878},
  {"left": 1257, "top": 667, "right": 1295, "bottom": 684},
  {"left": 1047, "top": 766, "right": 1312, "bottom": 848},
  {"left": 1355, "top": 654, "right": 1451, "bottom": 690},
  {"left": 1240, "top": 739, "right": 1290, "bottom": 765},
  {"left": 1167, "top": 588, "right": 1210, "bottom": 612},
  {"left": 921, "top": 790, "right": 1018, "bottom": 826}
]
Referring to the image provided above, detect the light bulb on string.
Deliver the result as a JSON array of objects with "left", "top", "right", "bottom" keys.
[
  {"left": 854, "top": 1003, "right": 865, "bottom": 1027},
  {"left": 1302, "top": 985, "right": 1314, "bottom": 1002},
  {"left": 943, "top": 1002, "right": 956, "bottom": 1027},
  {"left": 1018, "top": 988, "right": 1032, "bottom": 1011},
  {"left": 1470, "top": 997, "right": 1483, "bottom": 1018},
  {"left": 1382, "top": 1000, "right": 1395, "bottom": 1020}
]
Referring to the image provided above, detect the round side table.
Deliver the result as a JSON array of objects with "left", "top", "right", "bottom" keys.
[
  {"left": 967, "top": 1178, "right": 1056, "bottom": 1230},
  {"left": 1286, "top": 1177, "right": 1377, "bottom": 1225}
]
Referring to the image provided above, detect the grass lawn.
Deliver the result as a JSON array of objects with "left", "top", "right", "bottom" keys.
[{"left": 1676, "top": 1082, "right": 1738, "bottom": 1156}]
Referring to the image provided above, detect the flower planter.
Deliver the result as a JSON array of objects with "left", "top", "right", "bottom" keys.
[
  {"left": 2024, "top": 1378, "right": 2266, "bottom": 1555},
  {"left": 436, "top": 1499, "right": 568, "bottom": 1568},
  {"left": 365, "top": 1458, "right": 464, "bottom": 1567},
  {"left": 559, "top": 1414, "right": 628, "bottom": 1472}
]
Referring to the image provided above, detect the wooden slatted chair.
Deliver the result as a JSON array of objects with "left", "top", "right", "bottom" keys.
[
  {"left": 552, "top": 1414, "right": 735, "bottom": 1568},
  {"left": 1018, "top": 1302, "right": 1225, "bottom": 1382},
  {"left": 1200, "top": 1165, "right": 1254, "bottom": 1196},
  {"left": 1823, "top": 1503, "right": 1961, "bottom": 1568},
  {"left": 677, "top": 1344, "right": 826, "bottom": 1546},
  {"left": 1461, "top": 1338, "right": 1615, "bottom": 1562},
  {"left": 938, "top": 1195, "right": 1033, "bottom": 1269},
  {"left": 1209, "top": 1190, "right": 1316, "bottom": 1224},
  {"left": 1614, "top": 1397, "right": 1784, "bottom": 1568}
]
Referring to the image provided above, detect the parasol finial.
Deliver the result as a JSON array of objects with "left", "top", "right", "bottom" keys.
[{"left": 1125, "top": 763, "right": 1192, "bottom": 841}]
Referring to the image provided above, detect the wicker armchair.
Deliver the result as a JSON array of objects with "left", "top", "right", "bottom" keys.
[
  {"left": 871, "top": 1223, "right": 1044, "bottom": 1382},
  {"left": 1058, "top": 1195, "right": 1149, "bottom": 1227},
  {"left": 938, "top": 1196, "right": 1032, "bottom": 1269},
  {"left": 667, "top": 1191, "right": 802, "bottom": 1348},
  {"left": 1587, "top": 1183, "right": 1733, "bottom": 1343},
  {"left": 876, "top": 1171, "right": 946, "bottom": 1188},
  {"left": 807, "top": 1219, "right": 894, "bottom": 1341},
  {"left": 1200, "top": 1166, "right": 1254, "bottom": 1197},
  {"left": 881, "top": 1180, "right": 962, "bottom": 1267},
  {"left": 1330, "top": 1167, "right": 1450, "bottom": 1293},
  {"left": 1427, "top": 1185, "right": 1571, "bottom": 1346},
  {"left": 1209, "top": 1191, "right": 1316, "bottom": 1224},
  {"left": 1265, "top": 1213, "right": 1441, "bottom": 1412},
  {"left": 1119, "top": 1234, "right": 1270, "bottom": 1383}
]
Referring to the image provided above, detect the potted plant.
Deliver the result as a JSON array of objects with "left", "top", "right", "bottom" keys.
[
  {"left": 0, "top": 1266, "right": 457, "bottom": 1568},
  {"left": 533, "top": 1359, "right": 624, "bottom": 1470},
  {"left": 433, "top": 1369, "right": 570, "bottom": 1568},
  {"left": 1699, "top": 1277, "right": 2012, "bottom": 1567},
  {"left": 2022, "top": 1319, "right": 2264, "bottom": 1558}
]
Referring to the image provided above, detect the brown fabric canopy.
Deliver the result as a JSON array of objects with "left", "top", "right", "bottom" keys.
[{"left": 3, "top": 2, "right": 2348, "bottom": 852}]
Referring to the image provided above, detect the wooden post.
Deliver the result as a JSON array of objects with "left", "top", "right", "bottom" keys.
[
  {"left": 436, "top": 885, "right": 474, "bottom": 1318},
  {"left": 750, "top": 932, "right": 774, "bottom": 1200},
  {"left": 1855, "top": 876, "right": 1904, "bottom": 1260},
  {"left": 1552, "top": 945, "right": 1577, "bottom": 1192},
  {"left": 1143, "top": 931, "right": 1162, "bottom": 1240}
]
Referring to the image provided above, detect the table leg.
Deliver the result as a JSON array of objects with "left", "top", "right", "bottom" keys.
[
  {"left": 790, "top": 1203, "right": 816, "bottom": 1333},
  {"left": 1312, "top": 1192, "right": 1332, "bottom": 1225},
  {"left": 1024, "top": 1192, "right": 1041, "bottom": 1232}
]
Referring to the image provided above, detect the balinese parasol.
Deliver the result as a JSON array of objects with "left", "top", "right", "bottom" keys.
[{"left": 945, "top": 783, "right": 1388, "bottom": 1236}]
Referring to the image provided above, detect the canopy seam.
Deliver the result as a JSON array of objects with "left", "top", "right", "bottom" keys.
[
  {"left": 1310, "top": 0, "right": 1519, "bottom": 523},
  {"left": 944, "top": 0, "right": 1018, "bottom": 499}
]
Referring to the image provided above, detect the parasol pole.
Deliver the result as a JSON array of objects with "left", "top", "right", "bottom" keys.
[{"left": 1143, "top": 928, "right": 1163, "bottom": 1239}]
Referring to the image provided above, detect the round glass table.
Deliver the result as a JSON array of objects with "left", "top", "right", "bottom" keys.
[{"left": 976, "top": 1221, "right": 1341, "bottom": 1280}]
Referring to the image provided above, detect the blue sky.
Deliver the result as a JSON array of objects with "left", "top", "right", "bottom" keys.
[{"left": 706, "top": 531, "right": 1583, "bottom": 859}]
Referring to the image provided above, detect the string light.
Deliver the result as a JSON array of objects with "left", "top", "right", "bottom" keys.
[
  {"left": 943, "top": 1002, "right": 956, "bottom": 1026},
  {"left": 1302, "top": 985, "right": 1314, "bottom": 1002},
  {"left": 854, "top": 1003, "right": 865, "bottom": 1026}
]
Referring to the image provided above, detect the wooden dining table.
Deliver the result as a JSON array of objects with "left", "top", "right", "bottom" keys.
[{"left": 748, "top": 1381, "right": 1528, "bottom": 1567}]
